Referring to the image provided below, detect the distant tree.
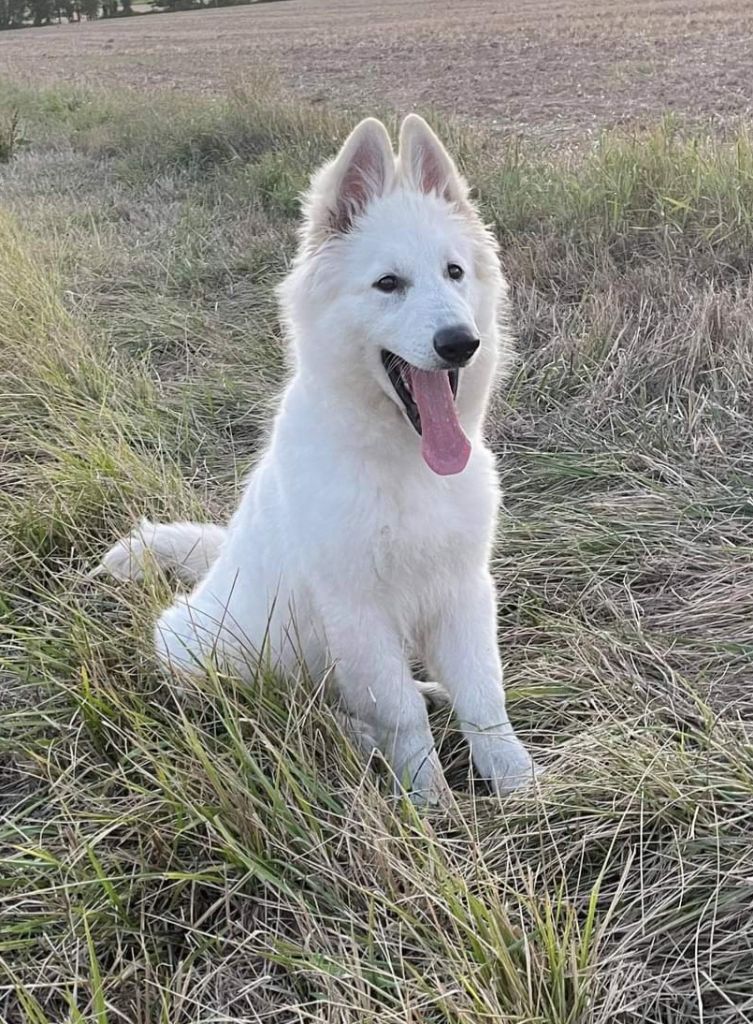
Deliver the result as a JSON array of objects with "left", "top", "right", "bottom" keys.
[
  {"left": 0, "top": 0, "right": 281, "bottom": 28},
  {"left": 149, "top": 0, "right": 194, "bottom": 10},
  {"left": 149, "top": 0, "right": 263, "bottom": 9},
  {"left": 149, "top": 0, "right": 196, "bottom": 10},
  {"left": 28, "top": 0, "right": 54, "bottom": 24},
  {"left": 0, "top": 0, "right": 27, "bottom": 29}
]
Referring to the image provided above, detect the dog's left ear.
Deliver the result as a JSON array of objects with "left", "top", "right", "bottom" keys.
[{"left": 398, "top": 114, "right": 470, "bottom": 207}]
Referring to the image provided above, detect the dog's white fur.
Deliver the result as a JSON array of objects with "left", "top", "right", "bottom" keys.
[{"left": 101, "top": 115, "right": 534, "bottom": 804}]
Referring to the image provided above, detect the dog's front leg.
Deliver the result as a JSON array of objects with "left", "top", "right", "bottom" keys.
[
  {"left": 320, "top": 601, "right": 450, "bottom": 806},
  {"left": 426, "top": 571, "right": 535, "bottom": 794}
]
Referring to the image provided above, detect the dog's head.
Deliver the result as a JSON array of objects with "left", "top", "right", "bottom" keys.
[{"left": 281, "top": 115, "right": 510, "bottom": 476}]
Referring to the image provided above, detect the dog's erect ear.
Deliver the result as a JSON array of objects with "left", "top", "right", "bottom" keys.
[
  {"left": 398, "top": 114, "right": 469, "bottom": 207},
  {"left": 305, "top": 118, "right": 394, "bottom": 243}
]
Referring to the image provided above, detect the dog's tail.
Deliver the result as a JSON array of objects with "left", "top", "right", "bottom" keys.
[{"left": 96, "top": 518, "right": 226, "bottom": 584}]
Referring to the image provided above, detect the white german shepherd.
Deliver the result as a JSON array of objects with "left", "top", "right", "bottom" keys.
[{"left": 101, "top": 114, "right": 535, "bottom": 804}]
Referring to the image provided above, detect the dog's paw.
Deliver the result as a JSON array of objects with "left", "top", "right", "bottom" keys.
[
  {"left": 406, "top": 776, "right": 455, "bottom": 811},
  {"left": 493, "top": 769, "right": 540, "bottom": 795},
  {"left": 397, "top": 748, "right": 454, "bottom": 810},
  {"left": 472, "top": 734, "right": 540, "bottom": 796},
  {"left": 487, "top": 758, "right": 544, "bottom": 796}
]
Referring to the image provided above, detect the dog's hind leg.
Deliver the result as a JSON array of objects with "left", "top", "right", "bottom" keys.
[{"left": 153, "top": 589, "right": 262, "bottom": 681}]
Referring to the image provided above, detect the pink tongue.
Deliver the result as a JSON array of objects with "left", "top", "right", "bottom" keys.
[{"left": 409, "top": 368, "right": 471, "bottom": 476}]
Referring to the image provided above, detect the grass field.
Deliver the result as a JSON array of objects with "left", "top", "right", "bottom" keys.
[
  {"left": 2, "top": 74, "right": 753, "bottom": 1023},
  {"left": 1, "top": 0, "right": 752, "bottom": 139}
]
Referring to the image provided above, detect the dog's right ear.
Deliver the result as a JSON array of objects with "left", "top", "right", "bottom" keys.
[{"left": 303, "top": 118, "right": 394, "bottom": 247}]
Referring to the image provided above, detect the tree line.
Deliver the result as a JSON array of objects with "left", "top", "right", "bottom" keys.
[{"left": 0, "top": 0, "right": 267, "bottom": 28}]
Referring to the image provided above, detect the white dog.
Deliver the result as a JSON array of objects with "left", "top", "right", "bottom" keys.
[{"left": 100, "top": 114, "right": 535, "bottom": 804}]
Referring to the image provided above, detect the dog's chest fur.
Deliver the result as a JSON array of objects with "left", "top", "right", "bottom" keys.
[
  {"left": 328, "top": 447, "right": 499, "bottom": 628},
  {"left": 371, "top": 474, "right": 491, "bottom": 577}
]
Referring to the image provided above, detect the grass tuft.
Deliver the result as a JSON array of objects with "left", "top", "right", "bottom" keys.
[{"left": 0, "top": 109, "right": 20, "bottom": 163}]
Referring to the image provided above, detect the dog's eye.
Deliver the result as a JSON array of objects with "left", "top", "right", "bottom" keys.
[
  {"left": 447, "top": 263, "right": 464, "bottom": 281},
  {"left": 374, "top": 274, "right": 400, "bottom": 294}
]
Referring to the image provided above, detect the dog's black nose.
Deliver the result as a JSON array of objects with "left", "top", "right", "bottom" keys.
[{"left": 433, "top": 325, "right": 480, "bottom": 367}]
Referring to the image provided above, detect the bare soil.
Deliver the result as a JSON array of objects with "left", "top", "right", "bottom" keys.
[{"left": 1, "top": 0, "right": 753, "bottom": 139}]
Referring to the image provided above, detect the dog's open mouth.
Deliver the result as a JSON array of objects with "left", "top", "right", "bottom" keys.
[{"left": 381, "top": 350, "right": 470, "bottom": 476}]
